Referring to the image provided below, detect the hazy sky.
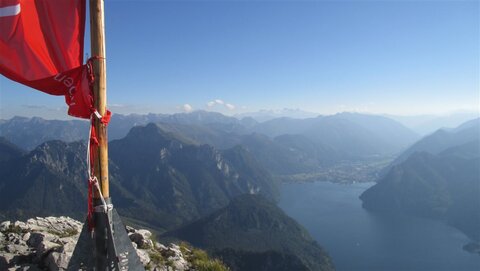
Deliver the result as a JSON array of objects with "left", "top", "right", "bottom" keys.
[{"left": 0, "top": 0, "right": 479, "bottom": 119}]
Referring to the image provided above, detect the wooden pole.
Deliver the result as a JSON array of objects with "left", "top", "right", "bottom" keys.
[{"left": 89, "top": 0, "right": 109, "bottom": 199}]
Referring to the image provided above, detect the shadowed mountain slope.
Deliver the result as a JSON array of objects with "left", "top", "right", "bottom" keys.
[{"left": 164, "top": 194, "right": 335, "bottom": 271}]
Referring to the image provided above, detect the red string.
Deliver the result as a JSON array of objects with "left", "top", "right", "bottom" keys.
[
  {"left": 87, "top": 120, "right": 97, "bottom": 230},
  {"left": 85, "top": 55, "right": 111, "bottom": 231},
  {"left": 87, "top": 177, "right": 94, "bottom": 230}
]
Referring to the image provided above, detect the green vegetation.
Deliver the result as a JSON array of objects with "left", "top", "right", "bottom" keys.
[
  {"left": 47, "top": 227, "right": 79, "bottom": 238},
  {"left": 185, "top": 244, "right": 229, "bottom": 271},
  {"left": 146, "top": 250, "right": 166, "bottom": 269},
  {"left": 146, "top": 241, "right": 228, "bottom": 271}
]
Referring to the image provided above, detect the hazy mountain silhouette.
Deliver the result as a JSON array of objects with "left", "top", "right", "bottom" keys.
[
  {"left": 0, "top": 116, "right": 88, "bottom": 150},
  {"left": 386, "top": 112, "right": 479, "bottom": 135},
  {"left": 235, "top": 108, "right": 319, "bottom": 122},
  {"left": 0, "top": 112, "right": 418, "bottom": 159},
  {"left": 253, "top": 113, "right": 418, "bottom": 158},
  {"left": 388, "top": 118, "right": 479, "bottom": 168},
  {"left": 361, "top": 139, "right": 480, "bottom": 240}
]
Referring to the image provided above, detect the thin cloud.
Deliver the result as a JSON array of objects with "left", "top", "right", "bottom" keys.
[
  {"left": 207, "top": 99, "right": 236, "bottom": 111},
  {"left": 183, "top": 104, "right": 193, "bottom": 112},
  {"left": 225, "top": 103, "right": 235, "bottom": 110}
]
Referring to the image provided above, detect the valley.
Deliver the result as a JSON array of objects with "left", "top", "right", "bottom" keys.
[
  {"left": 277, "top": 156, "right": 394, "bottom": 183},
  {"left": 0, "top": 112, "right": 478, "bottom": 270}
]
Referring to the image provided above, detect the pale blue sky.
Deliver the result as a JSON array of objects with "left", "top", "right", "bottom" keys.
[{"left": 0, "top": 0, "right": 479, "bottom": 119}]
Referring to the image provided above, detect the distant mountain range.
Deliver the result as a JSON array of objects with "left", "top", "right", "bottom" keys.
[
  {"left": 235, "top": 108, "right": 319, "bottom": 122},
  {"left": 382, "top": 118, "right": 480, "bottom": 174},
  {"left": 0, "top": 116, "right": 89, "bottom": 150},
  {"left": 0, "top": 111, "right": 249, "bottom": 150},
  {"left": 0, "top": 125, "right": 334, "bottom": 270},
  {"left": 4, "top": 111, "right": 475, "bottom": 152},
  {"left": 164, "top": 194, "right": 335, "bottom": 271},
  {"left": 361, "top": 119, "right": 480, "bottom": 241},
  {"left": 385, "top": 111, "right": 479, "bottom": 135},
  {"left": 1, "top": 111, "right": 479, "bottom": 269},
  {"left": 0, "top": 111, "right": 420, "bottom": 178},
  {"left": 0, "top": 124, "right": 277, "bottom": 231}
]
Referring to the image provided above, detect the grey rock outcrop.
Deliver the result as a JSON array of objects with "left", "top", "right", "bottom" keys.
[
  {"left": 0, "top": 216, "right": 81, "bottom": 271},
  {"left": 0, "top": 217, "right": 203, "bottom": 271}
]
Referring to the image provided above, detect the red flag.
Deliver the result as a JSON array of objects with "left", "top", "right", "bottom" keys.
[{"left": 0, "top": 0, "right": 93, "bottom": 118}]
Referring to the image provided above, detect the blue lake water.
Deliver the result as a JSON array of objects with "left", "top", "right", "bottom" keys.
[{"left": 278, "top": 182, "right": 480, "bottom": 271}]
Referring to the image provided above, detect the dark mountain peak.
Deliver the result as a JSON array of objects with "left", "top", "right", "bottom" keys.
[
  {"left": 107, "top": 123, "right": 278, "bottom": 229},
  {"left": 209, "top": 194, "right": 307, "bottom": 235},
  {"left": 362, "top": 136, "right": 480, "bottom": 240},
  {"left": 30, "top": 116, "right": 47, "bottom": 123},
  {"left": 221, "top": 194, "right": 292, "bottom": 228},
  {"left": 164, "top": 194, "right": 334, "bottom": 271},
  {"left": 9, "top": 116, "right": 30, "bottom": 122},
  {"left": 31, "top": 140, "right": 85, "bottom": 156},
  {"left": 124, "top": 123, "right": 194, "bottom": 147},
  {"left": 27, "top": 140, "right": 87, "bottom": 172}
]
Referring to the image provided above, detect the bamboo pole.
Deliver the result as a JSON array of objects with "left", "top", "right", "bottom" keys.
[{"left": 89, "top": 0, "right": 109, "bottom": 199}]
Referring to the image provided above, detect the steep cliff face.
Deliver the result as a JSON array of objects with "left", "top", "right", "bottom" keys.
[
  {"left": 109, "top": 123, "right": 278, "bottom": 228},
  {"left": 0, "top": 141, "right": 89, "bottom": 220},
  {"left": 0, "top": 124, "right": 278, "bottom": 231}
]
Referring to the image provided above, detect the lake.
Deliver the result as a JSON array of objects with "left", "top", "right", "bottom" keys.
[{"left": 278, "top": 182, "right": 480, "bottom": 271}]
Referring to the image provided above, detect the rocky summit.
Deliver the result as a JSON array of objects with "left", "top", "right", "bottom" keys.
[{"left": 0, "top": 217, "right": 227, "bottom": 271}]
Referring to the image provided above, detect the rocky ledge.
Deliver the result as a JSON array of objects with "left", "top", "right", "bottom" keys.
[{"left": 0, "top": 217, "right": 227, "bottom": 271}]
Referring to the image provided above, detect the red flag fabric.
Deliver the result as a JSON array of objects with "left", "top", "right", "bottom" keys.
[{"left": 0, "top": 0, "right": 93, "bottom": 118}]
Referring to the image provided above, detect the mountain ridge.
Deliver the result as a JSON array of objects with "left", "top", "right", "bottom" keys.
[
  {"left": 0, "top": 123, "right": 278, "bottom": 232},
  {"left": 361, "top": 139, "right": 480, "bottom": 240},
  {"left": 164, "top": 194, "right": 335, "bottom": 271}
]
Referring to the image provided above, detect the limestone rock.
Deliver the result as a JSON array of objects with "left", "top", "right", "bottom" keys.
[
  {"left": 45, "top": 250, "right": 70, "bottom": 270},
  {"left": 155, "top": 242, "right": 167, "bottom": 250},
  {"left": 1, "top": 217, "right": 81, "bottom": 270},
  {"left": 0, "top": 217, "right": 206, "bottom": 271},
  {"left": 129, "top": 229, "right": 154, "bottom": 249},
  {"left": 0, "top": 221, "right": 11, "bottom": 231},
  {"left": 136, "top": 248, "right": 151, "bottom": 266}
]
